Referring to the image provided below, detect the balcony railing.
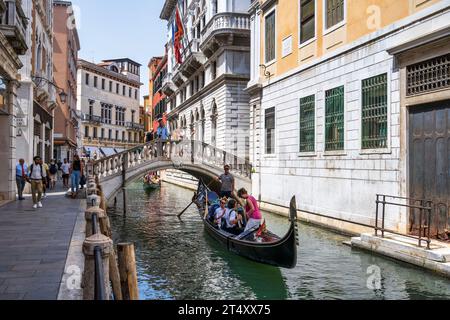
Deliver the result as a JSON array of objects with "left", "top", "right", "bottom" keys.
[
  {"left": 201, "top": 12, "right": 250, "bottom": 44},
  {"left": 81, "top": 113, "right": 102, "bottom": 124},
  {"left": 0, "top": 0, "right": 28, "bottom": 55},
  {"left": 125, "top": 122, "right": 144, "bottom": 131}
]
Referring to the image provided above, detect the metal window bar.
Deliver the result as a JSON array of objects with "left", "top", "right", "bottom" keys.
[
  {"left": 362, "top": 74, "right": 388, "bottom": 149},
  {"left": 375, "top": 194, "right": 432, "bottom": 250},
  {"left": 299, "top": 95, "right": 315, "bottom": 152},
  {"left": 325, "top": 86, "right": 344, "bottom": 151},
  {"left": 407, "top": 53, "right": 450, "bottom": 96}
]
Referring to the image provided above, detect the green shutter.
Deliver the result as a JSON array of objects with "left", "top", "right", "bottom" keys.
[
  {"left": 299, "top": 95, "right": 315, "bottom": 152},
  {"left": 362, "top": 74, "right": 388, "bottom": 149},
  {"left": 325, "top": 86, "right": 344, "bottom": 151},
  {"left": 326, "top": 0, "right": 344, "bottom": 29}
]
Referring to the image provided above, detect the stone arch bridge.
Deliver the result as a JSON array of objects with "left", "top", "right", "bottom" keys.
[{"left": 91, "top": 140, "right": 252, "bottom": 201}]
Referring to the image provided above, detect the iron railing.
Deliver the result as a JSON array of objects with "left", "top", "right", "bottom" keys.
[
  {"left": 375, "top": 195, "right": 432, "bottom": 249},
  {"left": 91, "top": 212, "right": 106, "bottom": 300}
]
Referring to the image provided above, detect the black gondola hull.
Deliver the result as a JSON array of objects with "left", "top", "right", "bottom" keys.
[{"left": 195, "top": 181, "right": 299, "bottom": 269}]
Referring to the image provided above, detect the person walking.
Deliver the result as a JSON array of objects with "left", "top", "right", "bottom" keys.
[
  {"left": 217, "top": 165, "right": 235, "bottom": 198},
  {"left": 61, "top": 158, "right": 70, "bottom": 188},
  {"left": 41, "top": 159, "right": 49, "bottom": 198},
  {"left": 70, "top": 155, "right": 83, "bottom": 198},
  {"left": 28, "top": 156, "right": 46, "bottom": 209},
  {"left": 57, "top": 159, "right": 63, "bottom": 182},
  {"left": 15, "top": 159, "right": 28, "bottom": 201},
  {"left": 48, "top": 159, "right": 58, "bottom": 190}
]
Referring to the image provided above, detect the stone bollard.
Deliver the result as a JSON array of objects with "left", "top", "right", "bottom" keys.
[
  {"left": 87, "top": 194, "right": 101, "bottom": 208},
  {"left": 88, "top": 181, "right": 96, "bottom": 189},
  {"left": 85, "top": 207, "right": 106, "bottom": 238},
  {"left": 82, "top": 233, "right": 113, "bottom": 300},
  {"left": 87, "top": 186, "right": 98, "bottom": 196}
]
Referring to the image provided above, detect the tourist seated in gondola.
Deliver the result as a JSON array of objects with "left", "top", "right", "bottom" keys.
[
  {"left": 213, "top": 197, "right": 227, "bottom": 228},
  {"left": 222, "top": 199, "right": 243, "bottom": 235}
]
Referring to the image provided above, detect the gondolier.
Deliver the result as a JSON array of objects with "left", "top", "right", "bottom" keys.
[{"left": 217, "top": 165, "right": 234, "bottom": 198}]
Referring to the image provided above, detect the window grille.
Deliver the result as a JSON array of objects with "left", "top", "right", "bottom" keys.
[
  {"left": 407, "top": 53, "right": 450, "bottom": 96},
  {"left": 362, "top": 74, "right": 388, "bottom": 149},
  {"left": 325, "top": 86, "right": 344, "bottom": 151},
  {"left": 326, "top": 0, "right": 344, "bottom": 30},
  {"left": 299, "top": 95, "right": 315, "bottom": 152}
]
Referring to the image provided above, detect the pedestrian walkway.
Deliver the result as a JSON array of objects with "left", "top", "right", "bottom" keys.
[{"left": 0, "top": 185, "right": 83, "bottom": 299}]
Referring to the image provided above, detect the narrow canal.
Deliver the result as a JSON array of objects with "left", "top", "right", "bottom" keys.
[{"left": 110, "top": 182, "right": 450, "bottom": 300}]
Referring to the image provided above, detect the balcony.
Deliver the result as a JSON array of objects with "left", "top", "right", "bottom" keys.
[
  {"left": 0, "top": 1, "right": 6, "bottom": 14},
  {"left": 0, "top": 0, "right": 28, "bottom": 55},
  {"left": 161, "top": 72, "right": 176, "bottom": 96},
  {"left": 81, "top": 113, "right": 102, "bottom": 125},
  {"left": 180, "top": 38, "right": 206, "bottom": 79},
  {"left": 200, "top": 12, "right": 250, "bottom": 58},
  {"left": 125, "top": 122, "right": 144, "bottom": 131}
]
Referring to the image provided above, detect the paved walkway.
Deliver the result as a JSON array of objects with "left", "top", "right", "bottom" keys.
[{"left": 0, "top": 185, "right": 83, "bottom": 300}]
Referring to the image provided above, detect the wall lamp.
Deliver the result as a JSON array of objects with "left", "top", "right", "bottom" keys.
[
  {"left": 259, "top": 64, "right": 272, "bottom": 79},
  {"left": 32, "top": 76, "right": 68, "bottom": 104}
]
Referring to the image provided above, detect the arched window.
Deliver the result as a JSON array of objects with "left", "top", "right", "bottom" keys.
[{"left": 210, "top": 99, "right": 217, "bottom": 146}]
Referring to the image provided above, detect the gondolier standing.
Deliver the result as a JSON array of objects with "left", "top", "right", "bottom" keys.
[{"left": 217, "top": 165, "right": 234, "bottom": 198}]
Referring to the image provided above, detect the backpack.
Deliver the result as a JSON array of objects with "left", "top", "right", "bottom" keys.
[
  {"left": 208, "top": 203, "right": 220, "bottom": 221},
  {"left": 49, "top": 164, "right": 57, "bottom": 174}
]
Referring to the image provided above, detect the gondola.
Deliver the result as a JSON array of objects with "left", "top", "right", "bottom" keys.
[
  {"left": 193, "top": 180, "right": 299, "bottom": 269},
  {"left": 143, "top": 182, "right": 160, "bottom": 192}
]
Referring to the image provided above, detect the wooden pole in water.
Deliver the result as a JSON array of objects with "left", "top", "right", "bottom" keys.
[
  {"left": 109, "top": 247, "right": 123, "bottom": 300},
  {"left": 117, "top": 243, "right": 139, "bottom": 300}
]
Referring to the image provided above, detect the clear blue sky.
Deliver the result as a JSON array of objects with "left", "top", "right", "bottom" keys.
[{"left": 71, "top": 0, "right": 167, "bottom": 103}]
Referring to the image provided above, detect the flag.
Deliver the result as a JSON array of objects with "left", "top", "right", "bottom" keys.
[{"left": 174, "top": 5, "right": 184, "bottom": 64}]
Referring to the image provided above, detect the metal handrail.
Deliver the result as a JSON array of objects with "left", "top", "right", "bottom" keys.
[
  {"left": 91, "top": 212, "right": 106, "bottom": 300},
  {"left": 375, "top": 194, "right": 432, "bottom": 249}
]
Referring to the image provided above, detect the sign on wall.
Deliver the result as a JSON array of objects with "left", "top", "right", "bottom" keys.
[{"left": 282, "top": 36, "right": 293, "bottom": 58}]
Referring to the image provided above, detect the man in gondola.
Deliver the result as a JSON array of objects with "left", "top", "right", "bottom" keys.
[{"left": 217, "top": 165, "right": 234, "bottom": 198}]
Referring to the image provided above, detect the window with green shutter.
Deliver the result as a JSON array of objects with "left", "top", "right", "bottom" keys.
[
  {"left": 362, "top": 74, "right": 388, "bottom": 149},
  {"left": 299, "top": 95, "right": 315, "bottom": 152},
  {"left": 325, "top": 86, "right": 344, "bottom": 151},
  {"left": 265, "top": 11, "right": 276, "bottom": 63},
  {"left": 265, "top": 107, "right": 276, "bottom": 154},
  {"left": 300, "top": 0, "right": 315, "bottom": 43},
  {"left": 326, "top": 0, "right": 344, "bottom": 30}
]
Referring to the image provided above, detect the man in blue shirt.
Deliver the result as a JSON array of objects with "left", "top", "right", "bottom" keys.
[
  {"left": 156, "top": 118, "right": 170, "bottom": 140},
  {"left": 15, "top": 158, "right": 28, "bottom": 200}
]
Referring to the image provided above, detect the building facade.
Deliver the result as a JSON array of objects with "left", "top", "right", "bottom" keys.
[
  {"left": 249, "top": 0, "right": 450, "bottom": 235},
  {"left": 160, "top": 0, "right": 252, "bottom": 156},
  {"left": 148, "top": 55, "right": 166, "bottom": 129},
  {"left": 53, "top": 0, "right": 80, "bottom": 162},
  {"left": 0, "top": 0, "right": 28, "bottom": 200},
  {"left": 76, "top": 58, "right": 143, "bottom": 159},
  {"left": 16, "top": 0, "right": 55, "bottom": 167},
  {"left": 143, "top": 94, "right": 152, "bottom": 134}
]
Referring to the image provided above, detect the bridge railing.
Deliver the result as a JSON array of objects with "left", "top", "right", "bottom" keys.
[{"left": 93, "top": 139, "right": 252, "bottom": 180}]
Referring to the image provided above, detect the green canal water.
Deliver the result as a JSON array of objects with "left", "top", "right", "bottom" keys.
[{"left": 110, "top": 182, "right": 450, "bottom": 300}]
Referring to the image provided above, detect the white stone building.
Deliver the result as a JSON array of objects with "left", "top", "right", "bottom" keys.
[
  {"left": 248, "top": 1, "right": 450, "bottom": 235},
  {"left": 159, "top": 0, "right": 252, "bottom": 187},
  {"left": 76, "top": 58, "right": 143, "bottom": 159}
]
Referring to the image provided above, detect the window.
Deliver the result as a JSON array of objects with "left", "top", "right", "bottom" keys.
[
  {"left": 109, "top": 129, "right": 112, "bottom": 140},
  {"left": 325, "top": 0, "right": 344, "bottom": 30},
  {"left": 134, "top": 132, "right": 138, "bottom": 143},
  {"left": 265, "top": 107, "right": 276, "bottom": 154},
  {"left": 122, "top": 131, "right": 125, "bottom": 141},
  {"left": 128, "top": 132, "right": 132, "bottom": 142},
  {"left": 299, "top": 95, "right": 315, "bottom": 152},
  {"left": 123, "top": 86, "right": 126, "bottom": 96},
  {"left": 362, "top": 74, "right": 388, "bottom": 149},
  {"left": 102, "top": 79, "right": 105, "bottom": 90},
  {"left": 89, "top": 100, "right": 94, "bottom": 116},
  {"left": 265, "top": 10, "right": 276, "bottom": 63},
  {"left": 325, "top": 86, "right": 344, "bottom": 151},
  {"left": 85, "top": 73, "right": 90, "bottom": 85},
  {"left": 101, "top": 128, "right": 105, "bottom": 139},
  {"left": 211, "top": 61, "right": 217, "bottom": 80},
  {"left": 93, "top": 127, "right": 97, "bottom": 139},
  {"left": 129, "top": 88, "right": 132, "bottom": 98},
  {"left": 85, "top": 126, "right": 89, "bottom": 138},
  {"left": 94, "top": 76, "right": 98, "bottom": 88},
  {"left": 300, "top": 0, "right": 315, "bottom": 43},
  {"left": 109, "top": 81, "right": 113, "bottom": 92},
  {"left": 116, "top": 130, "right": 119, "bottom": 140},
  {"left": 116, "top": 83, "right": 119, "bottom": 94},
  {"left": 135, "top": 89, "right": 138, "bottom": 100}
]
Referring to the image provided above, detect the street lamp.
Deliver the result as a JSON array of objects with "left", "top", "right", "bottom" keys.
[{"left": 32, "top": 76, "right": 68, "bottom": 104}]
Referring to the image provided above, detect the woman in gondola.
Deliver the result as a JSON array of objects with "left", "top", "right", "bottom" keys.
[
  {"left": 222, "top": 199, "right": 243, "bottom": 235},
  {"left": 237, "top": 188, "right": 263, "bottom": 232}
]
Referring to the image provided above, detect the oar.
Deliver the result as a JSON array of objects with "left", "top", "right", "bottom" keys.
[{"left": 177, "top": 179, "right": 215, "bottom": 218}]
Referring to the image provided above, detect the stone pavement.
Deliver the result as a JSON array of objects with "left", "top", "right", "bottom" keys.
[{"left": 0, "top": 185, "right": 83, "bottom": 300}]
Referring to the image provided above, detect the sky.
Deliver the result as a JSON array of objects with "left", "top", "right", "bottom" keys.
[{"left": 71, "top": 0, "right": 167, "bottom": 104}]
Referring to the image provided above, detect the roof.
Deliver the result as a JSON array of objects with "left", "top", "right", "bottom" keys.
[
  {"left": 102, "top": 58, "right": 142, "bottom": 67},
  {"left": 77, "top": 59, "right": 142, "bottom": 87}
]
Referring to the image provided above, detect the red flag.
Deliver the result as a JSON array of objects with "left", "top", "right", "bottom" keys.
[{"left": 174, "top": 6, "right": 184, "bottom": 64}]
